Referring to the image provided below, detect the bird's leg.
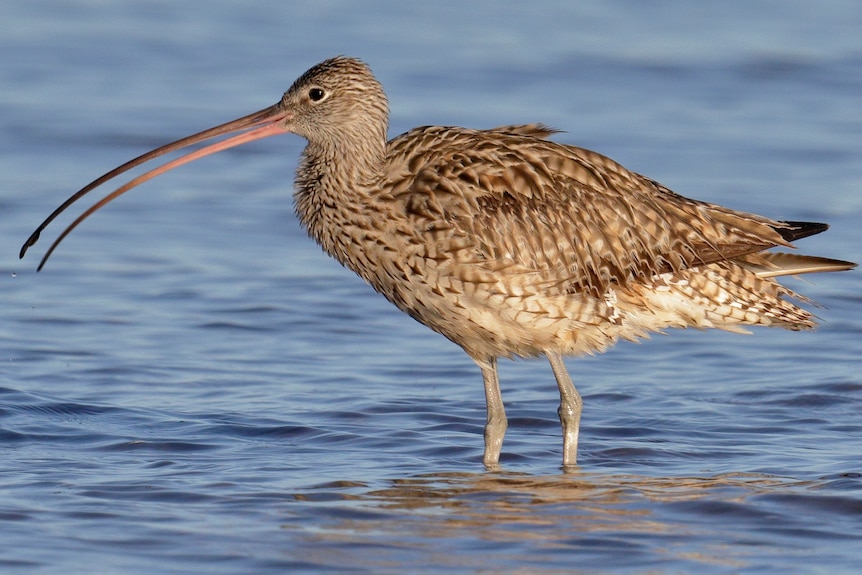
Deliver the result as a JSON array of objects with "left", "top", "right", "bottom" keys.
[
  {"left": 477, "top": 357, "right": 507, "bottom": 467},
  {"left": 547, "top": 352, "right": 582, "bottom": 467}
]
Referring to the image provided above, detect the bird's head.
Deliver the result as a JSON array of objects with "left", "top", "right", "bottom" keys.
[
  {"left": 280, "top": 56, "right": 389, "bottom": 146},
  {"left": 20, "top": 56, "right": 387, "bottom": 269}
]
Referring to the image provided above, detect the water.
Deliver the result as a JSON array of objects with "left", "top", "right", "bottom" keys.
[{"left": 2, "top": 1, "right": 861, "bottom": 573}]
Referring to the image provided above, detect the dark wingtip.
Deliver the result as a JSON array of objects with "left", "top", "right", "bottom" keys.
[{"left": 776, "top": 221, "right": 829, "bottom": 242}]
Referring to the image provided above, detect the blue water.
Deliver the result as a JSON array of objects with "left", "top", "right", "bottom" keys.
[{"left": 2, "top": 1, "right": 861, "bottom": 573}]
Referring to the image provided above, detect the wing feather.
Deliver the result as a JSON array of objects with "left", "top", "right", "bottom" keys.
[{"left": 387, "top": 126, "right": 805, "bottom": 296}]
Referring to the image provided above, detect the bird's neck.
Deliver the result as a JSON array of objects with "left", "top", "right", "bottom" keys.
[{"left": 293, "top": 136, "right": 387, "bottom": 272}]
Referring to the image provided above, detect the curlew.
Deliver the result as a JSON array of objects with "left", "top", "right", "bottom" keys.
[{"left": 21, "top": 56, "right": 855, "bottom": 467}]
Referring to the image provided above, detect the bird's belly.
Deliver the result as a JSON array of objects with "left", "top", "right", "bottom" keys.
[
  {"left": 366, "top": 256, "right": 806, "bottom": 361},
  {"left": 371, "top": 268, "right": 628, "bottom": 360}
]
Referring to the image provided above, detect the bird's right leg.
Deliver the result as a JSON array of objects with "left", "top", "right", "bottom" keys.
[
  {"left": 547, "top": 352, "right": 582, "bottom": 467},
  {"left": 477, "top": 357, "right": 507, "bottom": 467}
]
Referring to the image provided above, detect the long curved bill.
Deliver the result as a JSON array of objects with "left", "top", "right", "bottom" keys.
[{"left": 20, "top": 101, "right": 292, "bottom": 271}]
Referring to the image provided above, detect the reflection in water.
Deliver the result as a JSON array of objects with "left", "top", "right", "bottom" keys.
[{"left": 287, "top": 471, "right": 826, "bottom": 572}]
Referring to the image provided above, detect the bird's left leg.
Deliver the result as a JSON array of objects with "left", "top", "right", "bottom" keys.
[
  {"left": 476, "top": 357, "right": 507, "bottom": 468},
  {"left": 547, "top": 352, "right": 583, "bottom": 466}
]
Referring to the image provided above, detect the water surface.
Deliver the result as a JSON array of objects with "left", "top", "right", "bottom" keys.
[{"left": 2, "top": 1, "right": 861, "bottom": 573}]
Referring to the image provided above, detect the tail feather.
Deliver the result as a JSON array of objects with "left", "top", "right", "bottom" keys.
[{"left": 738, "top": 252, "right": 856, "bottom": 279}]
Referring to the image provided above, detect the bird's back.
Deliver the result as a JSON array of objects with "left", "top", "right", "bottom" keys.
[{"left": 350, "top": 125, "right": 853, "bottom": 360}]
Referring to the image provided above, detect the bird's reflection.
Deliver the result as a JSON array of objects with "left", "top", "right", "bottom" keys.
[{"left": 287, "top": 470, "right": 821, "bottom": 570}]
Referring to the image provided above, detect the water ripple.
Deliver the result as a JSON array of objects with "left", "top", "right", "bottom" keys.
[{"left": 2, "top": 2, "right": 860, "bottom": 573}]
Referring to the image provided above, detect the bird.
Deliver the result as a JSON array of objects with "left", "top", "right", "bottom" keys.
[{"left": 21, "top": 56, "right": 855, "bottom": 467}]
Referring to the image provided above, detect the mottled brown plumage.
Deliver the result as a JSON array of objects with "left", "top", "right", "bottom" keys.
[{"left": 21, "top": 56, "right": 855, "bottom": 467}]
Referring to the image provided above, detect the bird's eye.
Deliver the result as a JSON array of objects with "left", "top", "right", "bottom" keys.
[{"left": 308, "top": 88, "right": 326, "bottom": 102}]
